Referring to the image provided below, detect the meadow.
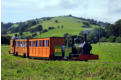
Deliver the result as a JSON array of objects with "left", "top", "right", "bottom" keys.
[{"left": 1, "top": 43, "right": 121, "bottom": 80}]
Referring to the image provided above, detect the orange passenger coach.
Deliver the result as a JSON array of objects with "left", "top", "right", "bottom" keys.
[{"left": 10, "top": 37, "right": 65, "bottom": 59}]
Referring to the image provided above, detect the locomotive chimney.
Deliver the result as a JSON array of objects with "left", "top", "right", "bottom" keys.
[{"left": 83, "top": 30, "right": 88, "bottom": 42}]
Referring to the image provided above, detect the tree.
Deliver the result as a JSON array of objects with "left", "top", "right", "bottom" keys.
[
  {"left": 48, "top": 27, "right": 55, "bottom": 30},
  {"left": 107, "top": 36, "right": 116, "bottom": 42},
  {"left": 37, "top": 25, "right": 43, "bottom": 31},
  {"left": 55, "top": 20, "right": 58, "bottom": 23},
  {"left": 61, "top": 25, "right": 64, "bottom": 28},
  {"left": 1, "top": 35, "right": 11, "bottom": 44},
  {"left": 82, "top": 22, "right": 90, "bottom": 28},
  {"left": 19, "top": 32, "right": 23, "bottom": 35},
  {"left": 64, "top": 33, "right": 70, "bottom": 38},
  {"left": 87, "top": 28, "right": 106, "bottom": 43},
  {"left": 42, "top": 29, "right": 48, "bottom": 33},
  {"left": 115, "top": 19, "right": 121, "bottom": 36},
  {"left": 57, "top": 25, "right": 60, "bottom": 28},
  {"left": 69, "top": 14, "right": 72, "bottom": 17},
  {"left": 106, "top": 19, "right": 121, "bottom": 37},
  {"left": 30, "top": 25, "right": 43, "bottom": 33},
  {"left": 116, "top": 37, "right": 121, "bottom": 43},
  {"left": 100, "top": 37, "right": 107, "bottom": 42}
]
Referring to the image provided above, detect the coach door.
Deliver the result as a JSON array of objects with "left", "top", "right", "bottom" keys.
[
  {"left": 37, "top": 39, "right": 50, "bottom": 58},
  {"left": 29, "top": 40, "right": 37, "bottom": 57},
  {"left": 29, "top": 39, "right": 50, "bottom": 58},
  {"left": 10, "top": 40, "right": 14, "bottom": 53}
]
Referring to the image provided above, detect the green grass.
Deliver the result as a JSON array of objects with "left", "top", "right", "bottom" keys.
[
  {"left": 91, "top": 42, "right": 121, "bottom": 62},
  {"left": 1, "top": 43, "right": 121, "bottom": 80},
  {"left": 7, "top": 16, "right": 103, "bottom": 38},
  {"left": 33, "top": 16, "right": 102, "bottom": 38}
]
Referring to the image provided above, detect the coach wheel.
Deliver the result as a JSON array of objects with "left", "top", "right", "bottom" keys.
[
  {"left": 15, "top": 52, "right": 18, "bottom": 56},
  {"left": 13, "top": 53, "right": 16, "bottom": 56},
  {"left": 23, "top": 53, "right": 26, "bottom": 58},
  {"left": 9, "top": 51, "right": 10, "bottom": 54}
]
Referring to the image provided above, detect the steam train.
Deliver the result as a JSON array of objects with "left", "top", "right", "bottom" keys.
[{"left": 9, "top": 34, "right": 98, "bottom": 61}]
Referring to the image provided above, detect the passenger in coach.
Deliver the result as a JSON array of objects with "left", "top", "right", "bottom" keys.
[{"left": 11, "top": 34, "right": 19, "bottom": 40}]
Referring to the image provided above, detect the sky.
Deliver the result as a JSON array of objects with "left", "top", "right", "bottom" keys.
[{"left": 2, "top": 0, "right": 121, "bottom": 23}]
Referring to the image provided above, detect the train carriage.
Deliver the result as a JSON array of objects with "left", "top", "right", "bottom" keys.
[
  {"left": 10, "top": 37, "right": 65, "bottom": 59},
  {"left": 10, "top": 39, "right": 28, "bottom": 56}
]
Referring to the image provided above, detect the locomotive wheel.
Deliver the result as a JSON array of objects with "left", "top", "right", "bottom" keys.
[{"left": 85, "top": 60, "right": 88, "bottom": 62}]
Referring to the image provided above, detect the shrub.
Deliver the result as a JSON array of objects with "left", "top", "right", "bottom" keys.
[
  {"left": 48, "top": 27, "right": 55, "bottom": 30},
  {"left": 64, "top": 33, "right": 70, "bottom": 38},
  {"left": 1, "top": 35, "right": 11, "bottom": 44},
  {"left": 57, "top": 26, "right": 60, "bottom": 28},
  {"left": 32, "top": 33, "right": 37, "bottom": 37},
  {"left": 107, "top": 36, "right": 116, "bottom": 42},
  {"left": 61, "top": 25, "right": 64, "bottom": 28},
  {"left": 55, "top": 20, "right": 58, "bottom": 23},
  {"left": 82, "top": 22, "right": 90, "bottom": 28},
  {"left": 30, "top": 25, "right": 43, "bottom": 33},
  {"left": 100, "top": 37, "right": 107, "bottom": 42},
  {"left": 42, "top": 29, "right": 48, "bottom": 33},
  {"left": 116, "top": 37, "right": 121, "bottom": 43}
]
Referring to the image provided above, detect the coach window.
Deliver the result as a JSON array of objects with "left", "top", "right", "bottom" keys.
[
  {"left": 25, "top": 41, "right": 27, "bottom": 47},
  {"left": 30, "top": 41, "right": 32, "bottom": 47},
  {"left": 43, "top": 40, "right": 45, "bottom": 47},
  {"left": 32, "top": 41, "right": 36, "bottom": 47},
  {"left": 32, "top": 41, "right": 34, "bottom": 47},
  {"left": 23, "top": 41, "right": 26, "bottom": 47},
  {"left": 20, "top": 41, "right": 23, "bottom": 47},
  {"left": 18, "top": 41, "right": 20, "bottom": 47},
  {"left": 22, "top": 41, "right": 24, "bottom": 47},
  {"left": 39, "top": 40, "right": 41, "bottom": 47},
  {"left": 36, "top": 41, "right": 38, "bottom": 47},
  {"left": 46, "top": 40, "right": 49, "bottom": 47},
  {"left": 16, "top": 41, "right": 18, "bottom": 47}
]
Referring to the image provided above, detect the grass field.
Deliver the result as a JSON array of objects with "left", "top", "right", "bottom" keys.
[{"left": 1, "top": 43, "right": 121, "bottom": 80}]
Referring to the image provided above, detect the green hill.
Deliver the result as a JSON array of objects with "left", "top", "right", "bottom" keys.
[{"left": 2, "top": 16, "right": 103, "bottom": 38}]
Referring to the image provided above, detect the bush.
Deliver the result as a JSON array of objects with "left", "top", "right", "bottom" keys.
[
  {"left": 30, "top": 25, "right": 43, "bottom": 33},
  {"left": 55, "top": 20, "right": 58, "bottom": 23},
  {"left": 107, "top": 36, "right": 116, "bottom": 42},
  {"left": 48, "top": 27, "right": 55, "bottom": 30},
  {"left": 116, "top": 37, "right": 121, "bottom": 43},
  {"left": 61, "top": 25, "right": 64, "bottom": 28},
  {"left": 42, "top": 29, "right": 48, "bottom": 33},
  {"left": 64, "top": 33, "right": 70, "bottom": 38},
  {"left": 1, "top": 35, "right": 11, "bottom": 44},
  {"left": 82, "top": 22, "right": 90, "bottom": 28},
  {"left": 100, "top": 37, "right": 107, "bottom": 42},
  {"left": 57, "top": 26, "right": 60, "bottom": 28},
  {"left": 32, "top": 33, "right": 37, "bottom": 37}
]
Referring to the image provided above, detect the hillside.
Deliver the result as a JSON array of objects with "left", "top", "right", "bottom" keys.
[{"left": 2, "top": 16, "right": 104, "bottom": 38}]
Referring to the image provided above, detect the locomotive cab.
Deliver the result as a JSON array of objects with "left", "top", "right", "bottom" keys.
[
  {"left": 64, "top": 33, "right": 98, "bottom": 60},
  {"left": 67, "top": 35, "right": 92, "bottom": 58}
]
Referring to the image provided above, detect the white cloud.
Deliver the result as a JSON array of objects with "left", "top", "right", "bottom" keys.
[{"left": 2, "top": 0, "right": 121, "bottom": 23}]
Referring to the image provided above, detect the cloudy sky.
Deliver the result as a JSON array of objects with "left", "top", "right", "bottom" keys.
[{"left": 2, "top": 0, "right": 121, "bottom": 23}]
